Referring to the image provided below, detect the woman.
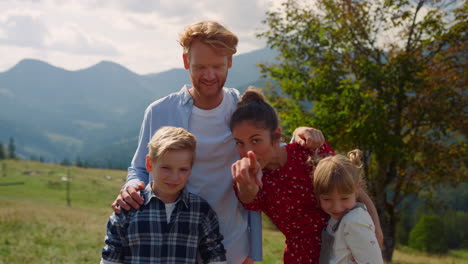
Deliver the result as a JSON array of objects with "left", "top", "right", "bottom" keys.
[{"left": 230, "top": 86, "right": 381, "bottom": 263}]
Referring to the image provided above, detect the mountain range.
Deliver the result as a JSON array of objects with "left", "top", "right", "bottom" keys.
[{"left": 0, "top": 48, "right": 277, "bottom": 168}]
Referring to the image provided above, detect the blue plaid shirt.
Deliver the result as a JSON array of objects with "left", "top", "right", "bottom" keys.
[{"left": 102, "top": 185, "right": 226, "bottom": 263}]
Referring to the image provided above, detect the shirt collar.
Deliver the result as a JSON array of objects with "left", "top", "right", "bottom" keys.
[
  {"left": 181, "top": 84, "right": 194, "bottom": 106},
  {"left": 143, "top": 183, "right": 190, "bottom": 209}
]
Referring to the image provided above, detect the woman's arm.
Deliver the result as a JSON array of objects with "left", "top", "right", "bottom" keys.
[
  {"left": 231, "top": 151, "right": 263, "bottom": 204},
  {"left": 292, "top": 126, "right": 325, "bottom": 149},
  {"left": 357, "top": 190, "right": 384, "bottom": 248}
]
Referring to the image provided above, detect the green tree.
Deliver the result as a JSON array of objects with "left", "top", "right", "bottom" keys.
[
  {"left": 75, "top": 156, "right": 83, "bottom": 167},
  {"left": 409, "top": 214, "right": 448, "bottom": 253},
  {"left": 258, "top": 0, "right": 467, "bottom": 260},
  {"left": 443, "top": 210, "right": 468, "bottom": 249},
  {"left": 0, "top": 141, "right": 5, "bottom": 160},
  {"left": 60, "top": 158, "right": 71, "bottom": 166},
  {"left": 8, "top": 137, "right": 16, "bottom": 159}
]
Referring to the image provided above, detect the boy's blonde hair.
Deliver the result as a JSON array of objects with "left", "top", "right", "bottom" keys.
[
  {"left": 313, "top": 149, "right": 364, "bottom": 196},
  {"left": 178, "top": 20, "right": 238, "bottom": 56},
  {"left": 147, "top": 126, "right": 197, "bottom": 163}
]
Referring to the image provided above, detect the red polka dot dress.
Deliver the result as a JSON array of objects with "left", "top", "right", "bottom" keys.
[{"left": 236, "top": 142, "right": 335, "bottom": 263}]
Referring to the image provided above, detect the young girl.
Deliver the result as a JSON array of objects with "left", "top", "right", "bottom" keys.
[
  {"left": 313, "top": 150, "right": 384, "bottom": 264},
  {"left": 230, "top": 87, "right": 381, "bottom": 263}
]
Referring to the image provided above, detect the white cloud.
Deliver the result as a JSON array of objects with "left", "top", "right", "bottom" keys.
[
  {"left": 0, "top": 0, "right": 283, "bottom": 74},
  {"left": 45, "top": 23, "right": 119, "bottom": 56},
  {"left": 0, "top": 12, "right": 47, "bottom": 48}
]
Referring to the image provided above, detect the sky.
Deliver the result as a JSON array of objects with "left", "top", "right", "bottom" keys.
[{"left": 0, "top": 0, "right": 283, "bottom": 74}]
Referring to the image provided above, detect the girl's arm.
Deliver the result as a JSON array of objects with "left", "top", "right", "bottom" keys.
[
  {"left": 357, "top": 190, "right": 383, "bottom": 248},
  {"left": 343, "top": 209, "right": 384, "bottom": 264}
]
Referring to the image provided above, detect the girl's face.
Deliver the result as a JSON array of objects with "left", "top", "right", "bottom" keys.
[
  {"left": 232, "top": 121, "right": 278, "bottom": 168},
  {"left": 318, "top": 188, "right": 357, "bottom": 220}
]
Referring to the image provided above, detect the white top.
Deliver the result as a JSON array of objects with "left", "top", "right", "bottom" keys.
[
  {"left": 326, "top": 206, "right": 383, "bottom": 264},
  {"left": 188, "top": 91, "right": 249, "bottom": 264},
  {"left": 164, "top": 201, "right": 177, "bottom": 223}
]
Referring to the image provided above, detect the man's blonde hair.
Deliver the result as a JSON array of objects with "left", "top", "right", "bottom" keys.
[
  {"left": 147, "top": 126, "right": 197, "bottom": 163},
  {"left": 178, "top": 20, "right": 238, "bottom": 56},
  {"left": 313, "top": 149, "right": 364, "bottom": 196}
]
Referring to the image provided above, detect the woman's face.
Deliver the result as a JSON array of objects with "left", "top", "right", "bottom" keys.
[{"left": 232, "top": 121, "right": 278, "bottom": 168}]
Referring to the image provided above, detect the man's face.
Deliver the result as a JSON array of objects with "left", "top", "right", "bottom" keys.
[{"left": 183, "top": 40, "right": 232, "bottom": 109}]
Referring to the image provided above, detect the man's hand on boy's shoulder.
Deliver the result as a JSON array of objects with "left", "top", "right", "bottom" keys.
[{"left": 111, "top": 181, "right": 145, "bottom": 214}]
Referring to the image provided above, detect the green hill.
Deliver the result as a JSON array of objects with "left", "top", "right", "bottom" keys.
[
  {"left": 0, "top": 160, "right": 466, "bottom": 264},
  {"left": 0, "top": 48, "right": 277, "bottom": 167}
]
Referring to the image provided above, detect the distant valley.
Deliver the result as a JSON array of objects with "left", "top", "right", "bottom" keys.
[{"left": 0, "top": 48, "right": 277, "bottom": 168}]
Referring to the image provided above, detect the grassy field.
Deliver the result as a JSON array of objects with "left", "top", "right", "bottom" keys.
[{"left": 0, "top": 160, "right": 466, "bottom": 263}]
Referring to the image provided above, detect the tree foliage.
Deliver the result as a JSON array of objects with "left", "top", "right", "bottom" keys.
[
  {"left": 396, "top": 190, "right": 468, "bottom": 249},
  {"left": 8, "top": 137, "right": 17, "bottom": 160},
  {"left": 258, "top": 0, "right": 467, "bottom": 260},
  {"left": 0, "top": 141, "right": 5, "bottom": 160},
  {"left": 443, "top": 210, "right": 468, "bottom": 249},
  {"left": 409, "top": 214, "right": 448, "bottom": 253}
]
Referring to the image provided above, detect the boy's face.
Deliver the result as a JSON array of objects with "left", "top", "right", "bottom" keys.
[
  {"left": 146, "top": 149, "right": 193, "bottom": 204},
  {"left": 318, "top": 188, "right": 357, "bottom": 220}
]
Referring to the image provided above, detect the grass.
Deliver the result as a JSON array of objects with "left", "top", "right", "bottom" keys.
[
  {"left": 258, "top": 218, "right": 286, "bottom": 264},
  {"left": 392, "top": 246, "right": 468, "bottom": 264},
  {"left": 0, "top": 159, "right": 466, "bottom": 263},
  {"left": 0, "top": 199, "right": 107, "bottom": 263},
  {"left": 0, "top": 159, "right": 126, "bottom": 209},
  {"left": 0, "top": 160, "right": 124, "bottom": 264}
]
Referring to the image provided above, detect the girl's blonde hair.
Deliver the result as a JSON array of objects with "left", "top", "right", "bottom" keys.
[
  {"left": 178, "top": 20, "right": 238, "bottom": 56},
  {"left": 313, "top": 149, "right": 364, "bottom": 196},
  {"left": 147, "top": 126, "right": 197, "bottom": 164}
]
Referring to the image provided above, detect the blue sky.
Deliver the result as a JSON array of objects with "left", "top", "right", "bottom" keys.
[{"left": 0, "top": 0, "right": 282, "bottom": 74}]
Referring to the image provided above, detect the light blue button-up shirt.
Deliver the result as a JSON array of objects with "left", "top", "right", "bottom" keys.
[{"left": 126, "top": 85, "right": 263, "bottom": 261}]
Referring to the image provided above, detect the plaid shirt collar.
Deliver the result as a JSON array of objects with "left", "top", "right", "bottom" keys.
[{"left": 142, "top": 183, "right": 190, "bottom": 209}]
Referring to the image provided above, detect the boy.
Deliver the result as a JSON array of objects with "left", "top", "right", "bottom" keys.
[{"left": 101, "top": 126, "right": 226, "bottom": 264}]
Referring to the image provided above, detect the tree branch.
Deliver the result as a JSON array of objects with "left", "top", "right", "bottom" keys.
[{"left": 406, "top": 0, "right": 426, "bottom": 53}]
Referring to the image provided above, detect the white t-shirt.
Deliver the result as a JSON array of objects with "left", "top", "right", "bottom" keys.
[
  {"left": 188, "top": 91, "right": 249, "bottom": 264},
  {"left": 164, "top": 201, "right": 177, "bottom": 223},
  {"left": 326, "top": 206, "right": 383, "bottom": 264}
]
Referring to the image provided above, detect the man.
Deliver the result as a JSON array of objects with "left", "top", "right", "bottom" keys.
[{"left": 111, "top": 20, "right": 325, "bottom": 263}]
